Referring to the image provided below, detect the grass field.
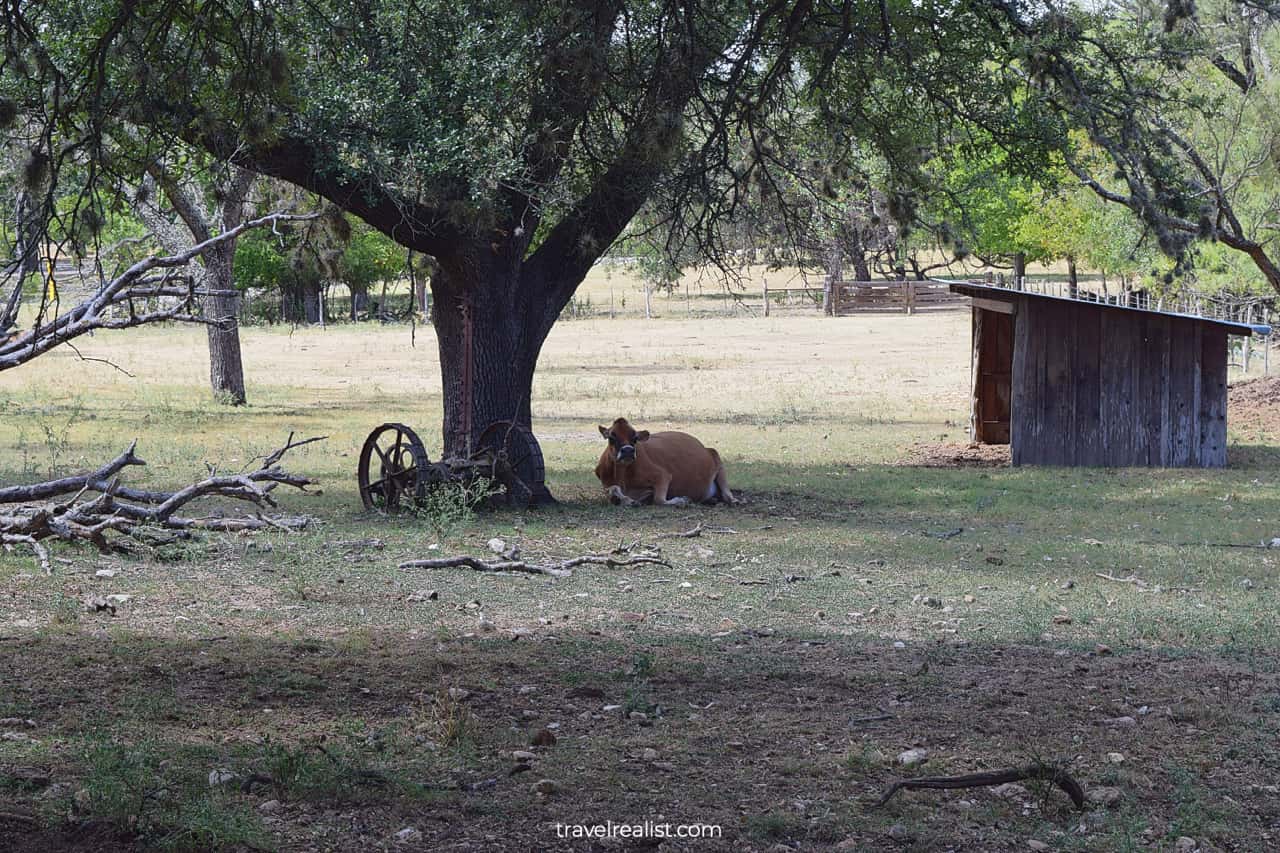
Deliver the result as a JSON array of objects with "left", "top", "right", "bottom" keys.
[{"left": 2, "top": 306, "right": 1279, "bottom": 851}]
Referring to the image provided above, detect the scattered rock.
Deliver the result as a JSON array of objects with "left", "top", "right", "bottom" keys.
[
  {"left": 39, "top": 782, "right": 72, "bottom": 801},
  {"left": 1174, "top": 837, "right": 1198, "bottom": 853},
  {"left": 897, "top": 748, "right": 928, "bottom": 768},
  {"left": 836, "top": 838, "right": 861, "bottom": 851},
  {"left": 985, "top": 556, "right": 1004, "bottom": 566},
  {"left": 1094, "top": 643, "right": 1112, "bottom": 656},
  {"left": 1239, "top": 578, "right": 1254, "bottom": 590},
  {"left": 530, "top": 728, "right": 557, "bottom": 747},
  {"left": 487, "top": 538, "right": 506, "bottom": 554},
  {"left": 0, "top": 718, "right": 35, "bottom": 728},
  {"left": 629, "top": 711, "right": 649, "bottom": 723},
  {"left": 1026, "top": 841, "right": 1050, "bottom": 852},
  {"left": 963, "top": 594, "right": 976, "bottom": 603},
  {"left": 259, "top": 799, "right": 282, "bottom": 814},
  {"left": 531, "top": 778, "right": 560, "bottom": 796},
  {"left": 642, "top": 748, "right": 659, "bottom": 761},
  {"left": 678, "top": 581, "right": 693, "bottom": 589},
  {"left": 207, "top": 768, "right": 237, "bottom": 787},
  {"left": 94, "top": 569, "right": 118, "bottom": 579},
  {"left": 887, "top": 822, "right": 915, "bottom": 843},
  {"left": 83, "top": 595, "right": 116, "bottom": 615},
  {"left": 1086, "top": 786, "right": 1123, "bottom": 807},
  {"left": 991, "top": 783, "right": 1029, "bottom": 800},
  {"left": 395, "top": 827, "right": 420, "bottom": 842},
  {"left": 1052, "top": 614, "right": 1073, "bottom": 624},
  {"left": 892, "top": 641, "right": 906, "bottom": 650},
  {"left": 448, "top": 687, "right": 471, "bottom": 701},
  {"left": 477, "top": 614, "right": 496, "bottom": 633},
  {"left": 1107, "top": 752, "right": 1125, "bottom": 764},
  {"left": 407, "top": 589, "right": 439, "bottom": 602},
  {"left": 1103, "top": 716, "right": 1137, "bottom": 727},
  {"left": 512, "top": 750, "right": 537, "bottom": 761},
  {"left": 603, "top": 704, "right": 622, "bottom": 712},
  {"left": 1059, "top": 579, "right": 1075, "bottom": 590}
]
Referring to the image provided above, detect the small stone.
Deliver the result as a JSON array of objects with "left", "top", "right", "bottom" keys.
[
  {"left": 620, "top": 611, "right": 645, "bottom": 623},
  {"left": 1026, "top": 841, "right": 1050, "bottom": 852},
  {"left": 95, "top": 569, "right": 118, "bottom": 578},
  {"left": 1094, "top": 643, "right": 1112, "bottom": 655},
  {"left": 836, "top": 838, "right": 861, "bottom": 851},
  {"left": 259, "top": 799, "right": 282, "bottom": 813},
  {"left": 897, "top": 748, "right": 928, "bottom": 768},
  {"left": 448, "top": 687, "right": 470, "bottom": 700},
  {"left": 407, "top": 589, "right": 439, "bottom": 602},
  {"left": 1060, "top": 580, "right": 1075, "bottom": 590},
  {"left": 531, "top": 778, "right": 560, "bottom": 796},
  {"left": 628, "top": 711, "right": 648, "bottom": 723},
  {"left": 487, "top": 538, "right": 506, "bottom": 554},
  {"left": 602, "top": 704, "right": 622, "bottom": 712},
  {"left": 1104, "top": 716, "right": 1136, "bottom": 727},
  {"left": 679, "top": 581, "right": 693, "bottom": 589},
  {"left": 395, "top": 827, "right": 420, "bottom": 842},
  {"left": 1239, "top": 578, "right": 1254, "bottom": 590},
  {"left": 991, "top": 783, "right": 1029, "bottom": 800},
  {"left": 642, "top": 747, "right": 659, "bottom": 761},
  {"left": 530, "top": 728, "right": 557, "bottom": 747},
  {"left": 887, "top": 823, "right": 914, "bottom": 843},
  {"left": 512, "top": 750, "right": 537, "bottom": 761},
  {"left": 963, "top": 594, "right": 976, "bottom": 603},
  {"left": 1107, "top": 752, "right": 1125, "bottom": 764},
  {"left": 517, "top": 684, "right": 536, "bottom": 695},
  {"left": 1086, "top": 786, "right": 1123, "bottom": 807},
  {"left": 208, "top": 768, "right": 237, "bottom": 787},
  {"left": 1174, "top": 837, "right": 1197, "bottom": 853},
  {"left": 1052, "top": 614, "right": 1073, "bottom": 624},
  {"left": 477, "top": 615, "right": 496, "bottom": 633},
  {"left": 892, "top": 641, "right": 906, "bottom": 649}
]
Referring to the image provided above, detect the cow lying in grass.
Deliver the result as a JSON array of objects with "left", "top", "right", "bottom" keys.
[{"left": 594, "top": 417, "right": 736, "bottom": 507}]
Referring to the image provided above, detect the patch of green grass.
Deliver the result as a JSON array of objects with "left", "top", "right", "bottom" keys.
[{"left": 70, "top": 737, "right": 268, "bottom": 852}]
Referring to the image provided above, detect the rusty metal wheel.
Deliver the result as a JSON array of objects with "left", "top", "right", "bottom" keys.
[
  {"left": 474, "top": 420, "right": 545, "bottom": 506},
  {"left": 357, "top": 423, "right": 429, "bottom": 513}
]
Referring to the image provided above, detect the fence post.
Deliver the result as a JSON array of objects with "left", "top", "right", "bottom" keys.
[
  {"left": 762, "top": 277, "right": 769, "bottom": 317},
  {"left": 905, "top": 281, "right": 915, "bottom": 315}
]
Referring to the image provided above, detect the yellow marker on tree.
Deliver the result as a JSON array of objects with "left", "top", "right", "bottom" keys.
[{"left": 44, "top": 258, "right": 57, "bottom": 302}]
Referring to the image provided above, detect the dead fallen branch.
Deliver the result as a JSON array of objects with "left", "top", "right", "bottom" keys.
[
  {"left": 0, "top": 434, "right": 322, "bottom": 572},
  {"left": 660, "top": 523, "right": 737, "bottom": 539},
  {"left": 399, "top": 552, "right": 672, "bottom": 578},
  {"left": 1095, "top": 572, "right": 1143, "bottom": 585},
  {"left": 874, "top": 764, "right": 1086, "bottom": 811}
]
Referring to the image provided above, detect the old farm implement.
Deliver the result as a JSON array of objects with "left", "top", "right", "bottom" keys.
[{"left": 356, "top": 420, "right": 545, "bottom": 512}]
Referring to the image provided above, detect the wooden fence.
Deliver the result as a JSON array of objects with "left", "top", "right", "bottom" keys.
[{"left": 829, "top": 280, "right": 969, "bottom": 316}]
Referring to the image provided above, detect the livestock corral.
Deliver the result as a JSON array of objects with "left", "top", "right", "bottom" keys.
[{"left": 2, "top": 305, "right": 1280, "bottom": 851}]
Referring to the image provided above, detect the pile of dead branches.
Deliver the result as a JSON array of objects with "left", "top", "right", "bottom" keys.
[{"left": 0, "top": 434, "right": 323, "bottom": 573}]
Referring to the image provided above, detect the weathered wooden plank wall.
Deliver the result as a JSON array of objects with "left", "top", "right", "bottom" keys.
[{"left": 1007, "top": 297, "right": 1231, "bottom": 468}]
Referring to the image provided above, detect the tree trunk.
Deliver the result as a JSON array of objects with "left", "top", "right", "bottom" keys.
[
  {"left": 429, "top": 256, "right": 559, "bottom": 503},
  {"left": 13, "top": 190, "right": 41, "bottom": 276},
  {"left": 1067, "top": 255, "right": 1078, "bottom": 299},
  {"left": 351, "top": 287, "right": 368, "bottom": 321},
  {"left": 1012, "top": 252, "right": 1027, "bottom": 287},
  {"left": 203, "top": 246, "right": 247, "bottom": 405},
  {"left": 303, "top": 281, "right": 322, "bottom": 324}
]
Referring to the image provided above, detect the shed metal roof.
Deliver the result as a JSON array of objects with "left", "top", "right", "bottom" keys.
[{"left": 942, "top": 279, "right": 1270, "bottom": 338}]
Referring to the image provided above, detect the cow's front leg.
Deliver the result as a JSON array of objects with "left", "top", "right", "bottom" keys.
[
  {"left": 651, "top": 477, "right": 689, "bottom": 507},
  {"left": 608, "top": 485, "right": 644, "bottom": 508}
]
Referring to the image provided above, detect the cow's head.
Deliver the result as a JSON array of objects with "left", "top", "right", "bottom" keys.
[{"left": 598, "top": 418, "right": 649, "bottom": 465}]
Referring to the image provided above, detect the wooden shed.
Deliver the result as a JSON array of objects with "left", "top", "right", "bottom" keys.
[{"left": 947, "top": 281, "right": 1268, "bottom": 468}]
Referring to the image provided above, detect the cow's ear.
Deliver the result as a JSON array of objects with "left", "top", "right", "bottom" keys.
[
  {"left": 598, "top": 425, "right": 610, "bottom": 440},
  {"left": 635, "top": 430, "right": 650, "bottom": 442}
]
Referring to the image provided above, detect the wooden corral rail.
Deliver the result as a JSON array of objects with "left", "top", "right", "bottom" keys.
[{"left": 829, "top": 280, "right": 970, "bottom": 316}]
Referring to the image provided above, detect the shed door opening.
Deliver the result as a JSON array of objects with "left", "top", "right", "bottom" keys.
[{"left": 972, "top": 306, "right": 1013, "bottom": 444}]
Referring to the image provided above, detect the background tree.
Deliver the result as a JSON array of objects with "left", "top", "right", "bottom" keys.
[{"left": 131, "top": 163, "right": 256, "bottom": 405}]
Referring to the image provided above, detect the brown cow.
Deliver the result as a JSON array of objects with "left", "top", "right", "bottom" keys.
[{"left": 594, "top": 417, "right": 736, "bottom": 507}]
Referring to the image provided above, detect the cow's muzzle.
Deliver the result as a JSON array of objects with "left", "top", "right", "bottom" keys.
[{"left": 615, "top": 444, "right": 636, "bottom": 464}]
